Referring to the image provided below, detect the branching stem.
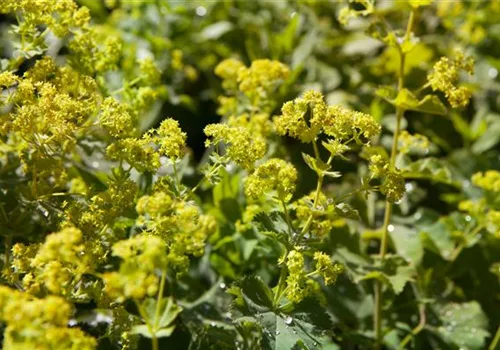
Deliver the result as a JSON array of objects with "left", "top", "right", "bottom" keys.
[{"left": 374, "top": 9, "right": 416, "bottom": 349}]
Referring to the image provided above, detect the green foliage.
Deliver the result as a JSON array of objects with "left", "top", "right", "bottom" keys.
[{"left": 0, "top": 0, "right": 500, "bottom": 349}]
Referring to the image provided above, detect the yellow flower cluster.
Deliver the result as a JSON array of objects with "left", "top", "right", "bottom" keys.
[
  {"left": 275, "top": 90, "right": 328, "bottom": 143},
  {"left": 285, "top": 250, "right": 311, "bottom": 304},
  {"left": 472, "top": 170, "right": 500, "bottom": 192},
  {"left": 103, "top": 234, "right": 167, "bottom": 303},
  {"left": 13, "top": 227, "right": 96, "bottom": 295},
  {"left": 214, "top": 58, "right": 245, "bottom": 91},
  {"left": 284, "top": 250, "right": 343, "bottom": 303},
  {"left": 235, "top": 204, "right": 263, "bottom": 232},
  {"left": 99, "top": 97, "right": 136, "bottom": 139},
  {"left": 75, "top": 178, "right": 138, "bottom": 232},
  {"left": 369, "top": 154, "right": 406, "bottom": 202},
  {"left": 294, "top": 192, "right": 342, "bottom": 237},
  {"left": 69, "top": 28, "right": 122, "bottom": 75},
  {"left": 228, "top": 113, "right": 274, "bottom": 138},
  {"left": 1, "top": 57, "right": 99, "bottom": 191},
  {"left": 204, "top": 124, "right": 266, "bottom": 170},
  {"left": 154, "top": 118, "right": 187, "bottom": 160},
  {"left": 245, "top": 159, "right": 298, "bottom": 201},
  {"left": 398, "top": 131, "right": 430, "bottom": 155},
  {"left": 0, "top": 286, "right": 96, "bottom": 349},
  {"left": 107, "top": 117, "right": 187, "bottom": 172},
  {"left": 313, "top": 252, "right": 344, "bottom": 285},
  {"left": 215, "top": 58, "right": 289, "bottom": 97},
  {"left": 0, "top": 0, "right": 91, "bottom": 37},
  {"left": 238, "top": 59, "right": 290, "bottom": 97},
  {"left": 136, "top": 191, "right": 217, "bottom": 272},
  {"left": 275, "top": 90, "right": 381, "bottom": 143},
  {"left": 458, "top": 198, "right": 500, "bottom": 238},
  {"left": 325, "top": 105, "right": 382, "bottom": 141},
  {"left": 107, "top": 138, "right": 160, "bottom": 172},
  {"left": 427, "top": 51, "right": 474, "bottom": 108}
]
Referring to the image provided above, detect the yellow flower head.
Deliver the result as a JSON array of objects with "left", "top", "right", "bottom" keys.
[
  {"left": 204, "top": 123, "right": 266, "bottom": 170},
  {"left": 245, "top": 158, "right": 298, "bottom": 201}
]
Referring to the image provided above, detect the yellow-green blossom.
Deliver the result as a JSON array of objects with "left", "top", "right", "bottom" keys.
[
  {"left": 427, "top": 51, "right": 474, "bottom": 108},
  {"left": 155, "top": 118, "right": 187, "bottom": 160},
  {"left": 313, "top": 252, "right": 344, "bottom": 285},
  {"left": 274, "top": 90, "right": 328, "bottom": 143},
  {"left": 215, "top": 58, "right": 245, "bottom": 91},
  {"left": 107, "top": 138, "right": 160, "bottom": 172},
  {"left": 398, "top": 131, "right": 430, "bottom": 155},
  {"left": 99, "top": 97, "right": 135, "bottom": 138},
  {"left": 103, "top": 234, "right": 167, "bottom": 303},
  {"left": 204, "top": 123, "right": 266, "bottom": 170},
  {"left": 245, "top": 159, "right": 298, "bottom": 201},
  {"left": 325, "top": 105, "right": 381, "bottom": 142},
  {"left": 472, "top": 170, "right": 500, "bottom": 192},
  {"left": 285, "top": 250, "right": 310, "bottom": 303},
  {"left": 136, "top": 196, "right": 217, "bottom": 272},
  {"left": 0, "top": 287, "right": 96, "bottom": 349},
  {"left": 237, "top": 59, "right": 290, "bottom": 97}
]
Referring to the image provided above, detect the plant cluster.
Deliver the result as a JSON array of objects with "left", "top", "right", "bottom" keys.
[{"left": 0, "top": 0, "right": 500, "bottom": 349}]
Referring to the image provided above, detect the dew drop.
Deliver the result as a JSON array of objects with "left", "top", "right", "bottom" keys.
[
  {"left": 388, "top": 224, "right": 395, "bottom": 232},
  {"left": 284, "top": 316, "right": 293, "bottom": 325},
  {"left": 195, "top": 6, "right": 207, "bottom": 16},
  {"left": 219, "top": 282, "right": 226, "bottom": 289},
  {"left": 489, "top": 68, "right": 498, "bottom": 79}
]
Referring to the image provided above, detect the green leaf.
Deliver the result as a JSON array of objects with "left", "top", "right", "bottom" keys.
[
  {"left": 413, "top": 95, "right": 447, "bottom": 116},
  {"left": 376, "top": 87, "right": 447, "bottom": 115},
  {"left": 259, "top": 310, "right": 330, "bottom": 350},
  {"left": 158, "top": 297, "right": 183, "bottom": 329},
  {"left": 402, "top": 157, "right": 457, "bottom": 186},
  {"left": 386, "top": 265, "right": 414, "bottom": 294},
  {"left": 389, "top": 225, "right": 423, "bottom": 265},
  {"left": 435, "top": 301, "right": 490, "bottom": 350},
  {"left": 472, "top": 121, "right": 500, "bottom": 154},
  {"left": 393, "top": 89, "right": 420, "bottom": 110},
  {"left": 155, "top": 326, "right": 176, "bottom": 338},
  {"left": 291, "top": 29, "right": 317, "bottom": 68},
  {"left": 302, "top": 152, "right": 331, "bottom": 177},
  {"left": 253, "top": 211, "right": 290, "bottom": 246},
  {"left": 238, "top": 275, "right": 274, "bottom": 312},
  {"left": 419, "top": 220, "right": 455, "bottom": 260},
  {"left": 131, "top": 324, "right": 154, "bottom": 338},
  {"left": 199, "top": 21, "right": 234, "bottom": 40},
  {"left": 334, "top": 203, "right": 360, "bottom": 220}
]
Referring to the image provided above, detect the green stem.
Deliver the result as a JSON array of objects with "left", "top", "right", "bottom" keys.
[
  {"left": 151, "top": 270, "right": 167, "bottom": 350},
  {"left": 274, "top": 141, "right": 328, "bottom": 306},
  {"left": 280, "top": 199, "right": 293, "bottom": 235},
  {"left": 489, "top": 325, "right": 500, "bottom": 350},
  {"left": 152, "top": 336, "right": 159, "bottom": 350},
  {"left": 154, "top": 270, "right": 167, "bottom": 328},
  {"left": 273, "top": 264, "right": 288, "bottom": 308},
  {"left": 135, "top": 301, "right": 156, "bottom": 350},
  {"left": 374, "top": 9, "right": 416, "bottom": 349},
  {"left": 172, "top": 162, "right": 180, "bottom": 193},
  {"left": 397, "top": 284, "right": 426, "bottom": 349},
  {"left": 190, "top": 163, "right": 223, "bottom": 195}
]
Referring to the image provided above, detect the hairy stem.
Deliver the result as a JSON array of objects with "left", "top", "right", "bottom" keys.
[{"left": 374, "top": 9, "right": 416, "bottom": 349}]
